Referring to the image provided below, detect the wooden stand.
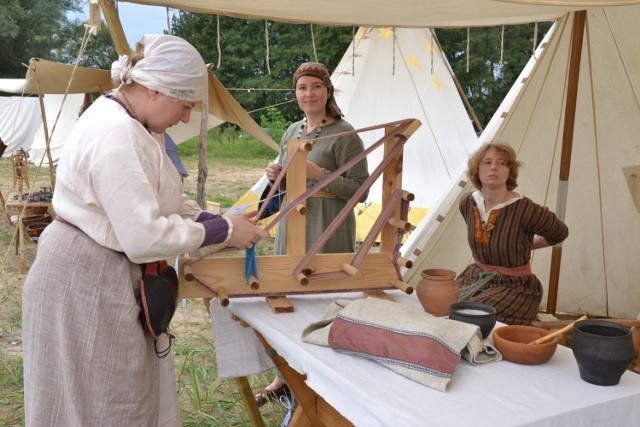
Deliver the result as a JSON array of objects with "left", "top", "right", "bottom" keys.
[
  {"left": 177, "top": 119, "right": 421, "bottom": 309},
  {"left": 4, "top": 193, "right": 52, "bottom": 273}
]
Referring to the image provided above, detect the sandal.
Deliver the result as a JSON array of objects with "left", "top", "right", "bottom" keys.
[{"left": 254, "top": 384, "right": 291, "bottom": 407}]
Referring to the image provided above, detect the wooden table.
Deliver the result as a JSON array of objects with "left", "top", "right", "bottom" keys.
[
  {"left": 4, "top": 192, "right": 52, "bottom": 273},
  {"left": 222, "top": 291, "right": 640, "bottom": 427}
]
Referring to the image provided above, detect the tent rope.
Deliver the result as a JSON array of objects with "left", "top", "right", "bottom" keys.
[
  {"left": 466, "top": 27, "right": 470, "bottom": 72},
  {"left": 533, "top": 22, "right": 539, "bottom": 58},
  {"left": 500, "top": 26, "right": 505, "bottom": 69},
  {"left": 216, "top": 15, "right": 222, "bottom": 69},
  {"left": 351, "top": 26, "right": 356, "bottom": 76},
  {"left": 392, "top": 27, "right": 397, "bottom": 76},
  {"left": 265, "top": 20, "right": 271, "bottom": 75},
  {"left": 310, "top": 24, "right": 318, "bottom": 62}
]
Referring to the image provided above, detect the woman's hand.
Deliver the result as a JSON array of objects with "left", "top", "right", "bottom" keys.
[
  {"left": 227, "top": 215, "right": 270, "bottom": 249},
  {"left": 306, "top": 160, "right": 326, "bottom": 181},
  {"left": 265, "top": 162, "right": 282, "bottom": 181}
]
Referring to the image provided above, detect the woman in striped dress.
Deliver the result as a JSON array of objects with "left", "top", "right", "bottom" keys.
[{"left": 456, "top": 142, "right": 568, "bottom": 325}]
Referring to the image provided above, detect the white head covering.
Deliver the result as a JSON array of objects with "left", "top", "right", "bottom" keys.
[{"left": 111, "top": 34, "right": 208, "bottom": 102}]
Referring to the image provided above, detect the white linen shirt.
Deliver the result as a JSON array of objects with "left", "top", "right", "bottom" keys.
[{"left": 53, "top": 96, "right": 207, "bottom": 263}]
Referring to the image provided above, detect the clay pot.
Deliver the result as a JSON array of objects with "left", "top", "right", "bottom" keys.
[
  {"left": 416, "top": 269, "right": 460, "bottom": 317},
  {"left": 449, "top": 302, "right": 496, "bottom": 339},
  {"left": 571, "top": 320, "right": 636, "bottom": 386}
]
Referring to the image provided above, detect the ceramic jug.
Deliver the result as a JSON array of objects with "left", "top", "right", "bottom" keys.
[{"left": 416, "top": 269, "right": 460, "bottom": 317}]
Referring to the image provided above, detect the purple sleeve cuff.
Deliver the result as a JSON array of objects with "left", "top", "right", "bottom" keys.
[
  {"left": 200, "top": 217, "right": 231, "bottom": 247},
  {"left": 197, "top": 211, "right": 221, "bottom": 222}
]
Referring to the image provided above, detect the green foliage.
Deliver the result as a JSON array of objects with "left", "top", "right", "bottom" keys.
[
  {"left": 178, "top": 127, "right": 275, "bottom": 165},
  {"left": 0, "top": 0, "right": 83, "bottom": 78},
  {"left": 260, "top": 107, "right": 290, "bottom": 143},
  {"left": 172, "top": 14, "right": 353, "bottom": 122},
  {"left": 55, "top": 19, "right": 118, "bottom": 70},
  {"left": 435, "top": 23, "right": 553, "bottom": 128}
]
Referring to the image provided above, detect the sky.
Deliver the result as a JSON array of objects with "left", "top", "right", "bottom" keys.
[{"left": 76, "top": 2, "right": 176, "bottom": 46}]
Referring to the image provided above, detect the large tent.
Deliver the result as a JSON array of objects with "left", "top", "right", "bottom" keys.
[{"left": 114, "top": 0, "right": 640, "bottom": 318}]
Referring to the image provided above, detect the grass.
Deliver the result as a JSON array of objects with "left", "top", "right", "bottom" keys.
[{"left": 0, "top": 133, "right": 289, "bottom": 426}]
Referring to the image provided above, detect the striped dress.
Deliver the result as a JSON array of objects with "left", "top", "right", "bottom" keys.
[{"left": 456, "top": 193, "right": 569, "bottom": 325}]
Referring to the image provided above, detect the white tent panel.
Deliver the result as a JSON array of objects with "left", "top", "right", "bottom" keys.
[
  {"left": 332, "top": 27, "right": 477, "bottom": 208},
  {"left": 29, "top": 94, "right": 85, "bottom": 166},
  {"left": 0, "top": 96, "right": 41, "bottom": 155}
]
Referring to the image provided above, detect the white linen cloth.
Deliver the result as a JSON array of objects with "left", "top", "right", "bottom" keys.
[
  {"left": 223, "top": 291, "right": 640, "bottom": 427},
  {"left": 301, "top": 297, "right": 501, "bottom": 391},
  {"left": 210, "top": 302, "right": 274, "bottom": 378}
]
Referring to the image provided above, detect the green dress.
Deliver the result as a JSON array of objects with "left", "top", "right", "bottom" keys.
[{"left": 274, "top": 119, "right": 369, "bottom": 254}]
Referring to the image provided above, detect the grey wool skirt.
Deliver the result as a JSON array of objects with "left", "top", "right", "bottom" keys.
[{"left": 22, "top": 220, "right": 180, "bottom": 426}]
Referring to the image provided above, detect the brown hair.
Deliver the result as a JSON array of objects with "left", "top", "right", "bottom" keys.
[{"left": 467, "top": 142, "right": 521, "bottom": 190}]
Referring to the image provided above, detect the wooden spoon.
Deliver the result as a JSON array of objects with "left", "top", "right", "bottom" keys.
[{"left": 529, "top": 315, "right": 588, "bottom": 345}]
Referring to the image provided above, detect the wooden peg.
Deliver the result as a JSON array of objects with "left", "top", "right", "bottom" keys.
[
  {"left": 217, "top": 286, "right": 229, "bottom": 307},
  {"left": 296, "top": 272, "right": 309, "bottom": 286},
  {"left": 295, "top": 204, "right": 308, "bottom": 215},
  {"left": 388, "top": 217, "right": 412, "bottom": 230},
  {"left": 389, "top": 279, "right": 414, "bottom": 294},
  {"left": 395, "top": 256, "right": 413, "bottom": 269},
  {"left": 248, "top": 274, "right": 260, "bottom": 290},
  {"left": 341, "top": 262, "right": 362, "bottom": 278},
  {"left": 402, "top": 191, "right": 415, "bottom": 201},
  {"left": 183, "top": 265, "right": 194, "bottom": 281}
]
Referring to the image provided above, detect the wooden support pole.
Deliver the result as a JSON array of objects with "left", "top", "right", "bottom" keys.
[
  {"left": 98, "top": 0, "right": 131, "bottom": 56},
  {"left": 546, "top": 10, "right": 586, "bottom": 315}
]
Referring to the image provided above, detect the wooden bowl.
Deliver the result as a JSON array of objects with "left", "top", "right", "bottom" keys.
[{"left": 492, "top": 325, "right": 558, "bottom": 365}]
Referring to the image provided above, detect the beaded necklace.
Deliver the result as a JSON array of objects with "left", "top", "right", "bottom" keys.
[{"left": 298, "top": 116, "right": 326, "bottom": 138}]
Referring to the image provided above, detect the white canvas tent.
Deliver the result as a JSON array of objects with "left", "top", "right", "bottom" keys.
[
  {"left": 331, "top": 27, "right": 478, "bottom": 212},
  {"left": 0, "top": 93, "right": 43, "bottom": 155},
  {"left": 118, "top": 0, "right": 640, "bottom": 318}
]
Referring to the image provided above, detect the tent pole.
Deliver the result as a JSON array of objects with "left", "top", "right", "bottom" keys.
[
  {"left": 99, "top": 0, "right": 132, "bottom": 56},
  {"left": 32, "top": 66, "right": 56, "bottom": 191},
  {"left": 546, "top": 10, "right": 586, "bottom": 315}
]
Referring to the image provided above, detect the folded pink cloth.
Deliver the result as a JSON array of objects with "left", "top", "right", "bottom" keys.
[{"left": 302, "top": 298, "right": 501, "bottom": 392}]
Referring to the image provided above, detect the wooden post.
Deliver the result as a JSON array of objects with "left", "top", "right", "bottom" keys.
[
  {"left": 379, "top": 126, "right": 404, "bottom": 252},
  {"left": 98, "top": 0, "right": 132, "bottom": 56},
  {"left": 546, "top": 10, "right": 586, "bottom": 315}
]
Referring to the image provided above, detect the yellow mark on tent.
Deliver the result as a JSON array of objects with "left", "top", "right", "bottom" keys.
[
  {"left": 406, "top": 55, "right": 423, "bottom": 71},
  {"left": 424, "top": 40, "right": 438, "bottom": 54},
  {"left": 433, "top": 75, "right": 444, "bottom": 90},
  {"left": 378, "top": 28, "right": 394, "bottom": 40}
]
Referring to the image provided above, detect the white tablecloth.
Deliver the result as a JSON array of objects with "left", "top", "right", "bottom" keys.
[{"left": 215, "top": 291, "right": 640, "bottom": 427}]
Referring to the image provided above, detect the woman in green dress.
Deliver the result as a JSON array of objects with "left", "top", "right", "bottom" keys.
[{"left": 256, "top": 62, "right": 369, "bottom": 404}]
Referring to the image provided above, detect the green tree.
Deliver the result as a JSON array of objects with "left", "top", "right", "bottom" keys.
[
  {"left": 435, "top": 23, "right": 552, "bottom": 128},
  {"left": 56, "top": 19, "right": 118, "bottom": 70},
  {"left": 0, "top": 0, "right": 82, "bottom": 78},
  {"left": 171, "top": 13, "right": 352, "bottom": 123}
]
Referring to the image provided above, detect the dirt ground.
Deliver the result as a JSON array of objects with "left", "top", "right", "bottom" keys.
[{"left": 0, "top": 160, "right": 265, "bottom": 360}]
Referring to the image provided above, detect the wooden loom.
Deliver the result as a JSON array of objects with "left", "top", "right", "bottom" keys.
[{"left": 177, "top": 118, "right": 421, "bottom": 312}]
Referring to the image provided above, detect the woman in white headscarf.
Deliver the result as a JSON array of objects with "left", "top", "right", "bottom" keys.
[{"left": 22, "top": 35, "right": 268, "bottom": 426}]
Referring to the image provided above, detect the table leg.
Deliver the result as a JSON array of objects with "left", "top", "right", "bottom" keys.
[
  {"left": 234, "top": 376, "right": 265, "bottom": 427},
  {"left": 252, "top": 329, "right": 353, "bottom": 427}
]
